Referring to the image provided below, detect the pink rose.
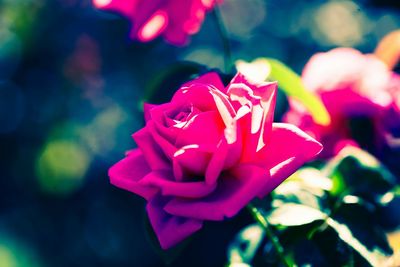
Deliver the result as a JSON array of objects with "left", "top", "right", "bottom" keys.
[
  {"left": 93, "top": 0, "right": 220, "bottom": 45},
  {"left": 109, "top": 72, "right": 322, "bottom": 249},
  {"left": 284, "top": 48, "right": 400, "bottom": 157}
]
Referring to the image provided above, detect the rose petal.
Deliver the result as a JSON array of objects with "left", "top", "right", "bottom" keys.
[
  {"left": 228, "top": 78, "right": 277, "bottom": 161},
  {"left": 172, "top": 84, "right": 220, "bottom": 112},
  {"left": 143, "top": 103, "right": 158, "bottom": 122},
  {"left": 205, "top": 130, "right": 242, "bottom": 185},
  {"left": 165, "top": 163, "right": 269, "bottom": 221},
  {"left": 140, "top": 170, "right": 217, "bottom": 198},
  {"left": 173, "top": 144, "right": 214, "bottom": 181},
  {"left": 209, "top": 88, "right": 236, "bottom": 129},
  {"left": 175, "top": 110, "right": 225, "bottom": 148},
  {"left": 132, "top": 127, "right": 170, "bottom": 170},
  {"left": 205, "top": 139, "right": 229, "bottom": 185},
  {"left": 321, "top": 89, "right": 384, "bottom": 118},
  {"left": 254, "top": 123, "right": 323, "bottom": 197},
  {"left": 147, "top": 121, "right": 178, "bottom": 160},
  {"left": 147, "top": 196, "right": 203, "bottom": 249},
  {"left": 108, "top": 149, "right": 158, "bottom": 200}
]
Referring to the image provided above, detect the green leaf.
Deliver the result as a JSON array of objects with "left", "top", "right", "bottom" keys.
[
  {"left": 267, "top": 203, "right": 391, "bottom": 266},
  {"left": 326, "top": 218, "right": 390, "bottom": 267},
  {"left": 227, "top": 224, "right": 265, "bottom": 265},
  {"left": 268, "top": 203, "right": 327, "bottom": 227},
  {"left": 265, "top": 58, "right": 331, "bottom": 126},
  {"left": 322, "top": 146, "right": 396, "bottom": 200}
]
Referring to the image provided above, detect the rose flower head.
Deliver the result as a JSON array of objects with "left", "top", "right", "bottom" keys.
[
  {"left": 284, "top": 48, "right": 400, "bottom": 157},
  {"left": 109, "top": 72, "right": 322, "bottom": 249},
  {"left": 93, "top": 0, "right": 221, "bottom": 46}
]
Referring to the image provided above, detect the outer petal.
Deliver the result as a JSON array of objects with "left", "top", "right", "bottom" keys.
[
  {"left": 108, "top": 149, "right": 158, "bottom": 200},
  {"left": 139, "top": 170, "right": 217, "bottom": 198},
  {"left": 143, "top": 103, "right": 157, "bottom": 122},
  {"left": 132, "top": 127, "right": 170, "bottom": 170},
  {"left": 254, "top": 123, "right": 323, "bottom": 197},
  {"left": 147, "top": 121, "right": 178, "bottom": 160},
  {"left": 147, "top": 196, "right": 203, "bottom": 249},
  {"left": 164, "top": 163, "right": 270, "bottom": 221}
]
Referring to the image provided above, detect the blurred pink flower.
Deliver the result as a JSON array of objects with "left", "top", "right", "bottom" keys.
[
  {"left": 93, "top": 0, "right": 220, "bottom": 45},
  {"left": 109, "top": 72, "right": 322, "bottom": 249},
  {"left": 284, "top": 48, "right": 400, "bottom": 157}
]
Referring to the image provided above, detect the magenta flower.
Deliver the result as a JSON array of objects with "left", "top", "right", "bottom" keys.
[
  {"left": 284, "top": 48, "right": 400, "bottom": 157},
  {"left": 109, "top": 72, "right": 322, "bottom": 249},
  {"left": 93, "top": 0, "right": 220, "bottom": 45}
]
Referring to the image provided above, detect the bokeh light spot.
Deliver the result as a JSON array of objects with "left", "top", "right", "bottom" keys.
[
  {"left": 138, "top": 11, "right": 168, "bottom": 41},
  {"left": 36, "top": 140, "right": 90, "bottom": 195},
  {"left": 313, "top": 1, "right": 368, "bottom": 46},
  {"left": 93, "top": 0, "right": 112, "bottom": 8},
  {"left": 78, "top": 105, "right": 128, "bottom": 156},
  {"left": 0, "top": 235, "right": 42, "bottom": 267},
  {"left": 220, "top": 0, "right": 265, "bottom": 40},
  {"left": 0, "top": 244, "right": 18, "bottom": 267},
  {"left": 182, "top": 47, "right": 224, "bottom": 70}
]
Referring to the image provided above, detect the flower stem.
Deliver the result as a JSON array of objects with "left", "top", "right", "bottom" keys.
[
  {"left": 247, "top": 205, "right": 292, "bottom": 267},
  {"left": 211, "top": 6, "right": 233, "bottom": 74}
]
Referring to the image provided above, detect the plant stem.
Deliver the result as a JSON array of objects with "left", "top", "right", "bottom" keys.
[
  {"left": 247, "top": 205, "right": 292, "bottom": 267},
  {"left": 211, "top": 6, "right": 233, "bottom": 74}
]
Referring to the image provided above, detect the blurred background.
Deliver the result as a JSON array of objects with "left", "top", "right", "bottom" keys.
[{"left": 0, "top": 0, "right": 399, "bottom": 266}]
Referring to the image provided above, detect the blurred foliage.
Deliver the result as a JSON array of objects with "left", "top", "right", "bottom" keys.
[{"left": 227, "top": 146, "right": 398, "bottom": 266}]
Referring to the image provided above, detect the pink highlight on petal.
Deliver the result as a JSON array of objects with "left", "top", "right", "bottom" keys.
[
  {"left": 137, "top": 10, "right": 169, "bottom": 42},
  {"left": 209, "top": 88, "right": 236, "bottom": 128},
  {"left": 228, "top": 74, "right": 278, "bottom": 161}
]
